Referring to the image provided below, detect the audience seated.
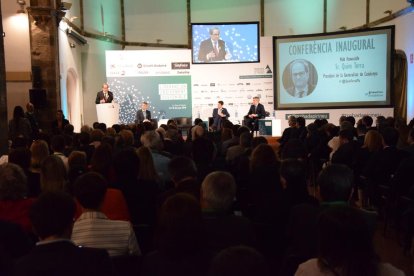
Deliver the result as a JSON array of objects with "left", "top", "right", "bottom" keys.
[
  {"left": 72, "top": 172, "right": 141, "bottom": 257},
  {"left": 295, "top": 206, "right": 404, "bottom": 276},
  {"left": 141, "top": 193, "right": 209, "bottom": 276},
  {"left": 157, "top": 156, "right": 199, "bottom": 208},
  {"left": 201, "top": 171, "right": 256, "bottom": 255},
  {"left": 15, "top": 192, "right": 114, "bottom": 275},
  {"left": 0, "top": 163, "right": 36, "bottom": 234},
  {"left": 40, "top": 155, "right": 68, "bottom": 193}
]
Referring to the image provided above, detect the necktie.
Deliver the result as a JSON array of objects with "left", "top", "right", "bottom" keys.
[
  {"left": 213, "top": 42, "right": 219, "bottom": 56},
  {"left": 104, "top": 93, "right": 108, "bottom": 100},
  {"left": 254, "top": 105, "right": 257, "bottom": 114},
  {"left": 143, "top": 110, "right": 146, "bottom": 119},
  {"left": 298, "top": 91, "right": 304, "bottom": 98}
]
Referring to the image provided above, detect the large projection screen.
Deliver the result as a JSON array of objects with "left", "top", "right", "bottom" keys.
[{"left": 274, "top": 26, "right": 394, "bottom": 109}]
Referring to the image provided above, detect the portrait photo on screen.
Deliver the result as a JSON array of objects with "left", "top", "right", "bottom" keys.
[
  {"left": 191, "top": 22, "right": 260, "bottom": 64},
  {"left": 274, "top": 26, "right": 394, "bottom": 109},
  {"left": 282, "top": 59, "right": 318, "bottom": 98}
]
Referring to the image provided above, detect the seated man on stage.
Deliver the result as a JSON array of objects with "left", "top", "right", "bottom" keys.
[
  {"left": 95, "top": 83, "right": 113, "bottom": 104},
  {"left": 211, "top": 100, "right": 230, "bottom": 131},
  {"left": 135, "top": 101, "right": 151, "bottom": 124},
  {"left": 244, "top": 96, "right": 266, "bottom": 132}
]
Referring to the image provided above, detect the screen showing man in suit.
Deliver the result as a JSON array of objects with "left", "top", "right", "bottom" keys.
[
  {"left": 245, "top": 96, "right": 266, "bottom": 131},
  {"left": 135, "top": 101, "right": 151, "bottom": 124},
  {"left": 95, "top": 83, "right": 114, "bottom": 104},
  {"left": 198, "top": 27, "right": 230, "bottom": 62},
  {"left": 211, "top": 100, "right": 230, "bottom": 131}
]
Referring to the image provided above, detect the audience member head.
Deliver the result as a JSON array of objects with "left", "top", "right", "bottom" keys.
[
  {"left": 50, "top": 135, "right": 65, "bottom": 153},
  {"left": 345, "top": 116, "right": 356, "bottom": 127},
  {"left": 118, "top": 129, "right": 134, "bottom": 148},
  {"left": 90, "top": 129, "right": 105, "bottom": 142},
  {"left": 89, "top": 143, "right": 113, "bottom": 179},
  {"left": 156, "top": 193, "right": 202, "bottom": 258},
  {"left": 63, "top": 124, "right": 74, "bottom": 136},
  {"left": 12, "top": 105, "right": 25, "bottom": 121},
  {"left": 140, "top": 130, "right": 163, "bottom": 150},
  {"left": 363, "top": 130, "right": 383, "bottom": 152},
  {"left": 280, "top": 138, "right": 307, "bottom": 160},
  {"left": 318, "top": 164, "right": 353, "bottom": 202},
  {"left": 236, "top": 126, "right": 250, "bottom": 137},
  {"left": 192, "top": 137, "right": 216, "bottom": 165},
  {"left": 29, "top": 140, "right": 49, "bottom": 169},
  {"left": 361, "top": 115, "right": 373, "bottom": 128},
  {"left": 168, "top": 156, "right": 197, "bottom": 185},
  {"left": 239, "top": 132, "right": 253, "bottom": 148},
  {"left": 29, "top": 192, "right": 76, "bottom": 240},
  {"left": 80, "top": 124, "right": 92, "bottom": 134},
  {"left": 40, "top": 155, "right": 67, "bottom": 193},
  {"left": 296, "top": 116, "right": 306, "bottom": 128},
  {"left": 0, "top": 163, "right": 28, "bottom": 200},
  {"left": 221, "top": 128, "right": 233, "bottom": 142},
  {"left": 201, "top": 171, "right": 236, "bottom": 211},
  {"left": 136, "top": 146, "right": 159, "bottom": 181},
  {"left": 251, "top": 136, "right": 268, "bottom": 150},
  {"left": 250, "top": 144, "right": 279, "bottom": 172},
  {"left": 113, "top": 148, "right": 140, "bottom": 181},
  {"left": 338, "top": 129, "right": 354, "bottom": 144},
  {"left": 8, "top": 148, "right": 31, "bottom": 170},
  {"left": 381, "top": 126, "right": 399, "bottom": 147},
  {"left": 67, "top": 151, "right": 88, "bottom": 192},
  {"left": 209, "top": 246, "right": 269, "bottom": 276},
  {"left": 316, "top": 206, "right": 377, "bottom": 276},
  {"left": 191, "top": 125, "right": 204, "bottom": 140},
  {"left": 194, "top": 118, "right": 203, "bottom": 126},
  {"left": 280, "top": 159, "right": 308, "bottom": 199},
  {"left": 74, "top": 172, "right": 107, "bottom": 210},
  {"left": 287, "top": 116, "right": 297, "bottom": 127},
  {"left": 26, "top": 102, "right": 34, "bottom": 113}
]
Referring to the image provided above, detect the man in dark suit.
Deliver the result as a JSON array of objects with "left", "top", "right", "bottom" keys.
[
  {"left": 14, "top": 192, "right": 114, "bottom": 276},
  {"left": 198, "top": 27, "right": 228, "bottom": 62},
  {"left": 95, "top": 83, "right": 114, "bottom": 104},
  {"left": 244, "top": 96, "right": 266, "bottom": 132},
  {"left": 211, "top": 100, "right": 230, "bottom": 131},
  {"left": 286, "top": 60, "right": 316, "bottom": 98},
  {"left": 135, "top": 101, "right": 151, "bottom": 124}
]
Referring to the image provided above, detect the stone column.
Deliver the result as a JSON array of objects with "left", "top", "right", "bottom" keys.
[
  {"left": 0, "top": 3, "right": 8, "bottom": 155},
  {"left": 27, "top": 0, "right": 65, "bottom": 132}
]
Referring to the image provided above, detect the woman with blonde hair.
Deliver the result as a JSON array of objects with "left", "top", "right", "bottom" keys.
[
  {"left": 40, "top": 155, "right": 68, "bottom": 193},
  {"left": 355, "top": 130, "right": 384, "bottom": 207},
  {"left": 29, "top": 139, "right": 49, "bottom": 172},
  {"left": 136, "top": 146, "right": 160, "bottom": 184}
]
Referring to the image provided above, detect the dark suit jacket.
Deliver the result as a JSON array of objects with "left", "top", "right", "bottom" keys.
[
  {"left": 212, "top": 107, "right": 230, "bottom": 130},
  {"left": 286, "top": 83, "right": 316, "bottom": 97},
  {"left": 247, "top": 103, "right": 266, "bottom": 119},
  {"left": 14, "top": 240, "right": 114, "bottom": 276},
  {"left": 135, "top": 109, "right": 151, "bottom": 124},
  {"left": 95, "top": 91, "right": 114, "bottom": 104},
  {"left": 198, "top": 39, "right": 226, "bottom": 62}
]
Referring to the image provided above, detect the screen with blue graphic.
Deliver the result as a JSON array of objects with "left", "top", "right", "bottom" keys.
[{"left": 192, "top": 22, "right": 260, "bottom": 64}]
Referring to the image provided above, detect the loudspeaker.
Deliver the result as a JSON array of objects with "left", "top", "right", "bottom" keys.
[
  {"left": 32, "top": 66, "right": 42, "bottom": 88},
  {"left": 29, "top": 88, "right": 47, "bottom": 108}
]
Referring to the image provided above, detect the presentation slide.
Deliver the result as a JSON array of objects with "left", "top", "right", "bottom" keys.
[
  {"left": 106, "top": 50, "right": 192, "bottom": 124},
  {"left": 192, "top": 22, "right": 259, "bottom": 64},
  {"left": 274, "top": 26, "right": 394, "bottom": 109}
]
